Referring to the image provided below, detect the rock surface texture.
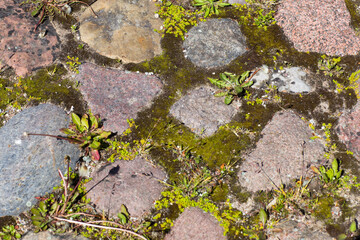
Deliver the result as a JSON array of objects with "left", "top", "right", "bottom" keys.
[
  {"left": 170, "top": 86, "right": 238, "bottom": 137},
  {"left": 0, "top": 0, "right": 60, "bottom": 76},
  {"left": 79, "top": 0, "right": 163, "bottom": 63},
  {"left": 275, "top": 0, "right": 360, "bottom": 56},
  {"left": 22, "top": 231, "right": 88, "bottom": 240},
  {"left": 0, "top": 104, "right": 79, "bottom": 216},
  {"left": 85, "top": 156, "right": 167, "bottom": 218},
  {"left": 183, "top": 18, "right": 247, "bottom": 68},
  {"left": 251, "top": 65, "right": 313, "bottom": 93},
  {"left": 164, "top": 207, "right": 226, "bottom": 240},
  {"left": 336, "top": 102, "right": 360, "bottom": 160},
  {"left": 238, "top": 110, "right": 326, "bottom": 192},
  {"left": 76, "top": 63, "right": 163, "bottom": 134},
  {"left": 267, "top": 217, "right": 333, "bottom": 240}
]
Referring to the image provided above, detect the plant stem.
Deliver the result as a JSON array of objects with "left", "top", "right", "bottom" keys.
[{"left": 52, "top": 217, "right": 148, "bottom": 240}]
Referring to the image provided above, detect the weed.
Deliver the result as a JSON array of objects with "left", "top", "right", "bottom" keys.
[
  {"left": 253, "top": 9, "right": 276, "bottom": 30},
  {"left": 66, "top": 56, "right": 81, "bottom": 74},
  {"left": 155, "top": 1, "right": 203, "bottom": 40},
  {"left": 60, "top": 111, "right": 112, "bottom": 160},
  {"left": 317, "top": 55, "right": 344, "bottom": 77},
  {"left": 20, "top": 0, "right": 97, "bottom": 30},
  {"left": 333, "top": 69, "right": 360, "bottom": 98},
  {"left": 311, "top": 159, "right": 343, "bottom": 186},
  {"left": 192, "top": 0, "right": 231, "bottom": 18},
  {"left": 209, "top": 71, "right": 257, "bottom": 104},
  {"left": 0, "top": 225, "right": 21, "bottom": 240}
]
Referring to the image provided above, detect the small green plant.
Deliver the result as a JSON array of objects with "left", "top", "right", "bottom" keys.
[
  {"left": 209, "top": 71, "right": 254, "bottom": 104},
  {"left": 66, "top": 56, "right": 81, "bottom": 74},
  {"left": 60, "top": 112, "right": 112, "bottom": 160},
  {"left": 155, "top": 1, "right": 202, "bottom": 40},
  {"left": 253, "top": 9, "right": 276, "bottom": 30},
  {"left": 312, "top": 159, "right": 343, "bottom": 185},
  {"left": 333, "top": 69, "right": 360, "bottom": 98},
  {"left": 193, "top": 0, "right": 231, "bottom": 17},
  {"left": 21, "top": 0, "right": 96, "bottom": 30},
  {"left": 317, "top": 55, "right": 344, "bottom": 77},
  {"left": 0, "top": 225, "right": 22, "bottom": 240}
]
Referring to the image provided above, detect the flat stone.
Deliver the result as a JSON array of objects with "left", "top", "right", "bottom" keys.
[
  {"left": 275, "top": 0, "right": 360, "bottom": 56},
  {"left": 238, "top": 110, "right": 326, "bottom": 192},
  {"left": 0, "top": 0, "right": 59, "bottom": 76},
  {"left": 164, "top": 207, "right": 226, "bottom": 240},
  {"left": 0, "top": 104, "right": 80, "bottom": 216},
  {"left": 76, "top": 63, "right": 163, "bottom": 134},
  {"left": 251, "top": 65, "right": 313, "bottom": 93},
  {"left": 267, "top": 216, "right": 332, "bottom": 240},
  {"left": 22, "top": 231, "right": 88, "bottom": 240},
  {"left": 79, "top": 0, "right": 162, "bottom": 63},
  {"left": 85, "top": 156, "right": 167, "bottom": 218},
  {"left": 183, "top": 18, "right": 247, "bottom": 68},
  {"left": 169, "top": 86, "right": 238, "bottom": 137},
  {"left": 336, "top": 102, "right": 360, "bottom": 160}
]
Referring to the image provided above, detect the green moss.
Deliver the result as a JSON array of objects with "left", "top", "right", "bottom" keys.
[
  {"left": 313, "top": 196, "right": 334, "bottom": 222},
  {"left": 211, "top": 184, "right": 229, "bottom": 202},
  {"left": 345, "top": 0, "right": 360, "bottom": 31},
  {"left": 0, "top": 65, "right": 85, "bottom": 126}
]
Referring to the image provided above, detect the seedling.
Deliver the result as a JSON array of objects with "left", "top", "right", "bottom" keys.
[
  {"left": 193, "top": 0, "right": 230, "bottom": 17},
  {"left": 60, "top": 112, "right": 112, "bottom": 160},
  {"left": 317, "top": 55, "right": 344, "bottom": 77},
  {"left": 66, "top": 56, "right": 81, "bottom": 74},
  {"left": 0, "top": 225, "right": 22, "bottom": 239},
  {"left": 209, "top": 70, "right": 257, "bottom": 104},
  {"left": 312, "top": 159, "right": 343, "bottom": 184}
]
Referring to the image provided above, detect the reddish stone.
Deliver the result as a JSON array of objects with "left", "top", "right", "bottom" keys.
[
  {"left": 336, "top": 102, "right": 360, "bottom": 160},
  {"left": 0, "top": 0, "right": 59, "bottom": 76}
]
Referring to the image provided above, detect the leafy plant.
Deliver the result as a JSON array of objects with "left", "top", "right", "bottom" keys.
[
  {"left": 60, "top": 112, "right": 112, "bottom": 160},
  {"left": 21, "top": 0, "right": 97, "bottom": 30},
  {"left": 312, "top": 159, "right": 343, "bottom": 184},
  {"left": 193, "top": 0, "right": 230, "bottom": 17},
  {"left": 253, "top": 9, "right": 276, "bottom": 30},
  {"left": 66, "top": 56, "right": 81, "bottom": 74},
  {"left": 317, "top": 55, "right": 344, "bottom": 77},
  {"left": 0, "top": 225, "right": 22, "bottom": 240},
  {"left": 155, "top": 1, "right": 202, "bottom": 40},
  {"left": 209, "top": 71, "right": 254, "bottom": 104}
]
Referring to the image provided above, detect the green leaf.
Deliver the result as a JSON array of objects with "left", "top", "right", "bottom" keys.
[
  {"left": 332, "top": 159, "right": 339, "bottom": 173},
  {"left": 15, "top": 233, "right": 21, "bottom": 239},
  {"left": 121, "top": 204, "right": 130, "bottom": 218},
  {"left": 90, "top": 115, "right": 99, "bottom": 129},
  {"left": 98, "top": 131, "right": 112, "bottom": 139},
  {"left": 39, "top": 201, "right": 47, "bottom": 213},
  {"left": 234, "top": 86, "right": 243, "bottom": 94},
  {"left": 350, "top": 220, "right": 357, "bottom": 233},
  {"left": 204, "top": 6, "right": 210, "bottom": 17},
  {"left": 242, "top": 80, "right": 254, "bottom": 88},
  {"left": 89, "top": 141, "right": 101, "bottom": 150},
  {"left": 118, "top": 213, "right": 128, "bottom": 225},
  {"left": 31, "top": 208, "right": 41, "bottom": 216},
  {"left": 81, "top": 114, "right": 89, "bottom": 130},
  {"left": 337, "top": 234, "right": 347, "bottom": 240},
  {"left": 326, "top": 169, "right": 334, "bottom": 180},
  {"left": 71, "top": 113, "right": 82, "bottom": 131},
  {"left": 32, "top": 221, "right": 42, "bottom": 227},
  {"left": 224, "top": 95, "right": 233, "bottom": 105},
  {"left": 214, "top": 92, "right": 228, "bottom": 97},
  {"left": 31, "top": 215, "right": 45, "bottom": 221},
  {"left": 259, "top": 208, "right": 268, "bottom": 225},
  {"left": 60, "top": 128, "right": 75, "bottom": 135}
]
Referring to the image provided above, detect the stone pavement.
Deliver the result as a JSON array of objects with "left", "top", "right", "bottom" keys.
[{"left": 1, "top": 0, "right": 360, "bottom": 239}]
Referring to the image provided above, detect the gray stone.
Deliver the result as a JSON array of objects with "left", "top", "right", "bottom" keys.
[
  {"left": 238, "top": 110, "right": 326, "bottom": 192},
  {"left": 0, "top": 104, "right": 80, "bottom": 216},
  {"left": 183, "top": 18, "right": 247, "bottom": 68},
  {"left": 79, "top": 0, "right": 163, "bottom": 63},
  {"left": 336, "top": 102, "right": 360, "bottom": 160},
  {"left": 22, "top": 231, "right": 88, "bottom": 240},
  {"left": 169, "top": 86, "right": 238, "bottom": 137},
  {"left": 164, "top": 207, "right": 226, "bottom": 240},
  {"left": 267, "top": 216, "right": 332, "bottom": 240},
  {"left": 251, "top": 65, "right": 313, "bottom": 93},
  {"left": 85, "top": 156, "right": 167, "bottom": 218},
  {"left": 76, "top": 63, "right": 163, "bottom": 134}
]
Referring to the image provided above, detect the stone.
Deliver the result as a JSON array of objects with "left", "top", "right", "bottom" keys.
[
  {"left": 0, "top": 104, "right": 80, "bottom": 217},
  {"left": 275, "top": 0, "right": 360, "bottom": 56},
  {"left": 75, "top": 63, "right": 163, "bottom": 134},
  {"left": 183, "top": 18, "right": 247, "bottom": 68},
  {"left": 336, "top": 102, "right": 360, "bottom": 160},
  {"left": 0, "top": 0, "right": 60, "bottom": 76},
  {"left": 164, "top": 207, "right": 226, "bottom": 240},
  {"left": 238, "top": 110, "right": 326, "bottom": 192},
  {"left": 251, "top": 65, "right": 313, "bottom": 93},
  {"left": 79, "top": 0, "right": 163, "bottom": 63},
  {"left": 267, "top": 216, "right": 332, "bottom": 240},
  {"left": 169, "top": 86, "right": 238, "bottom": 137},
  {"left": 85, "top": 156, "right": 167, "bottom": 218},
  {"left": 22, "top": 231, "right": 88, "bottom": 240}
]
